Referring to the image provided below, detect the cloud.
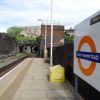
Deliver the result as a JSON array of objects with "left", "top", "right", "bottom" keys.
[{"left": 0, "top": 0, "right": 100, "bottom": 32}]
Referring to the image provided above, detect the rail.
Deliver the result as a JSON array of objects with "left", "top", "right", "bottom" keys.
[{"left": 0, "top": 54, "right": 31, "bottom": 77}]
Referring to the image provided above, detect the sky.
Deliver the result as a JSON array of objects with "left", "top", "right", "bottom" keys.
[{"left": 0, "top": 0, "right": 100, "bottom": 32}]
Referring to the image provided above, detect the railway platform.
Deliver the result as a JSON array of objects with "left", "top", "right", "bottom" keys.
[{"left": 0, "top": 57, "right": 74, "bottom": 100}]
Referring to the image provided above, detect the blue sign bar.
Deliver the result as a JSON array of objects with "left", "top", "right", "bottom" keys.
[{"left": 76, "top": 51, "right": 100, "bottom": 63}]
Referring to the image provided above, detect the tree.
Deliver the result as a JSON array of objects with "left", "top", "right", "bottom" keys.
[
  {"left": 64, "top": 32, "right": 74, "bottom": 43},
  {"left": 6, "top": 26, "right": 41, "bottom": 45},
  {"left": 16, "top": 35, "right": 40, "bottom": 45},
  {"left": 7, "top": 27, "right": 23, "bottom": 38}
]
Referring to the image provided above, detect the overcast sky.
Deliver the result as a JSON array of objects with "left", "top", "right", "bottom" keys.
[{"left": 0, "top": 0, "right": 100, "bottom": 32}]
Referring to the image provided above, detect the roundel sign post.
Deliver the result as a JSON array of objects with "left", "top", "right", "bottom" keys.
[{"left": 74, "top": 11, "right": 100, "bottom": 92}]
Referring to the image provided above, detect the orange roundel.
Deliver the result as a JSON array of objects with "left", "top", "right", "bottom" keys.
[{"left": 77, "top": 35, "right": 96, "bottom": 76}]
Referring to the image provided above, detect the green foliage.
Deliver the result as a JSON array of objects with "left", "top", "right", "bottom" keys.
[
  {"left": 36, "top": 36, "right": 41, "bottom": 42},
  {"left": 7, "top": 27, "right": 23, "bottom": 38},
  {"left": 0, "top": 59, "right": 5, "bottom": 63},
  {"left": 6, "top": 26, "right": 41, "bottom": 45},
  {"left": 64, "top": 33, "right": 74, "bottom": 43},
  {"left": 16, "top": 35, "right": 40, "bottom": 45},
  {"left": 15, "top": 53, "right": 27, "bottom": 58}
]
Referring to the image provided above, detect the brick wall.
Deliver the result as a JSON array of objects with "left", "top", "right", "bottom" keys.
[{"left": 41, "top": 25, "right": 64, "bottom": 48}]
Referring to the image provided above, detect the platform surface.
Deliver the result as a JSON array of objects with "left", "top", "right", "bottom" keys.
[{"left": 1, "top": 58, "right": 74, "bottom": 100}]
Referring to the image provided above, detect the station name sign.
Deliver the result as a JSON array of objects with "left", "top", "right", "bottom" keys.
[
  {"left": 74, "top": 11, "right": 100, "bottom": 92},
  {"left": 90, "top": 14, "right": 100, "bottom": 25},
  {"left": 76, "top": 51, "right": 100, "bottom": 63}
]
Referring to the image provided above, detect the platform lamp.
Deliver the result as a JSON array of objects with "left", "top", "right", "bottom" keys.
[{"left": 38, "top": 19, "right": 48, "bottom": 60}]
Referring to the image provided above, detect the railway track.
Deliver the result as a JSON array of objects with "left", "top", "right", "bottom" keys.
[{"left": 0, "top": 55, "right": 31, "bottom": 77}]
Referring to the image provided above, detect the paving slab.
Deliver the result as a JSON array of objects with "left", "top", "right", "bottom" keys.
[
  {"left": 10, "top": 58, "right": 74, "bottom": 100},
  {"left": 47, "top": 90, "right": 73, "bottom": 98}
]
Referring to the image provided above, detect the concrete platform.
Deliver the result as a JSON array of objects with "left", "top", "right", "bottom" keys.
[{"left": 0, "top": 58, "right": 75, "bottom": 100}]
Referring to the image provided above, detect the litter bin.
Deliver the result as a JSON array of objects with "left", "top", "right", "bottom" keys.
[{"left": 49, "top": 65, "right": 65, "bottom": 83}]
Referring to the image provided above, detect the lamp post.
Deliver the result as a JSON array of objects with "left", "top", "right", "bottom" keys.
[
  {"left": 50, "top": 0, "right": 53, "bottom": 67},
  {"left": 38, "top": 19, "right": 44, "bottom": 25},
  {"left": 38, "top": 19, "right": 48, "bottom": 59},
  {"left": 44, "top": 23, "right": 47, "bottom": 59}
]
